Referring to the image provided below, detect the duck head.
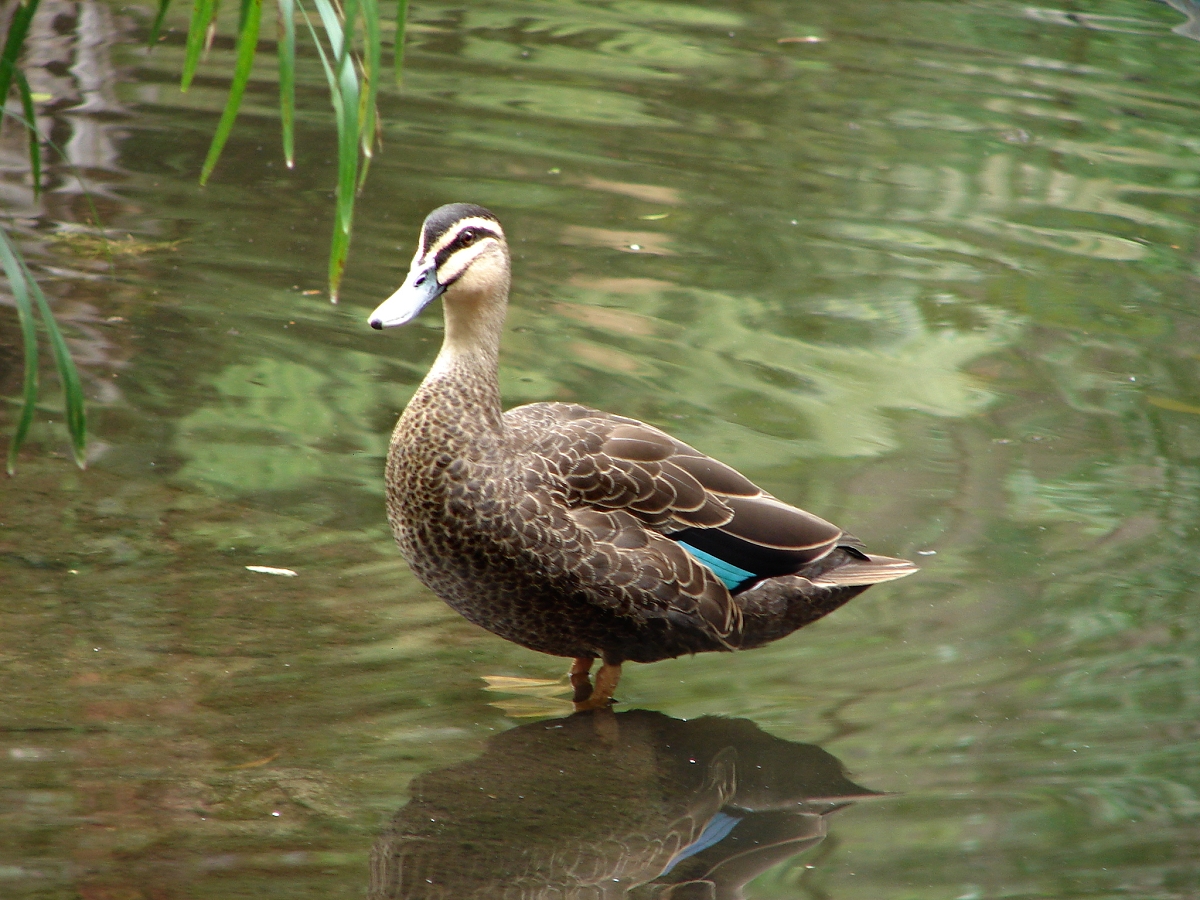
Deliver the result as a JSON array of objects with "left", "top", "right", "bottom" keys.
[{"left": 368, "top": 203, "right": 510, "bottom": 331}]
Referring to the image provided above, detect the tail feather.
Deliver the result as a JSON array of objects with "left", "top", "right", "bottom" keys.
[{"left": 811, "top": 554, "right": 917, "bottom": 587}]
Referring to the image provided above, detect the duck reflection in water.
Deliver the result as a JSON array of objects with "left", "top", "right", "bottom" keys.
[{"left": 370, "top": 710, "right": 877, "bottom": 899}]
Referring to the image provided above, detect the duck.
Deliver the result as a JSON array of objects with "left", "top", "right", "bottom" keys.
[{"left": 368, "top": 203, "right": 917, "bottom": 711}]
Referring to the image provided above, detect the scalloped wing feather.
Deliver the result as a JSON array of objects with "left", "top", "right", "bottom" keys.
[
  {"left": 507, "top": 403, "right": 842, "bottom": 559},
  {"left": 502, "top": 402, "right": 855, "bottom": 642}
]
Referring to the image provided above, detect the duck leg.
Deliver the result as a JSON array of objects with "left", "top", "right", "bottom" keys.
[
  {"left": 569, "top": 657, "right": 595, "bottom": 703},
  {"left": 573, "top": 661, "right": 621, "bottom": 712}
]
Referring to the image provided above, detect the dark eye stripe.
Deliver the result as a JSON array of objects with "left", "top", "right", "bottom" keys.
[
  {"left": 421, "top": 203, "right": 497, "bottom": 247},
  {"left": 434, "top": 225, "right": 497, "bottom": 270}
]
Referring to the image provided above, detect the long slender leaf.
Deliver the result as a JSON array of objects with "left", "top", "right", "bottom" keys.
[
  {"left": 181, "top": 0, "right": 218, "bottom": 91},
  {"left": 296, "top": 0, "right": 339, "bottom": 121},
  {"left": 199, "top": 0, "right": 263, "bottom": 184},
  {"left": 0, "top": 0, "right": 41, "bottom": 104},
  {"left": 327, "top": 211, "right": 350, "bottom": 301},
  {"left": 394, "top": 0, "right": 407, "bottom": 83},
  {"left": 333, "top": 46, "right": 361, "bottom": 230},
  {"left": 360, "top": 0, "right": 380, "bottom": 170},
  {"left": 19, "top": 253, "right": 86, "bottom": 468},
  {"left": 276, "top": 0, "right": 296, "bottom": 168},
  {"left": 295, "top": 0, "right": 344, "bottom": 196},
  {"left": 0, "top": 229, "right": 40, "bottom": 475},
  {"left": 313, "top": 0, "right": 344, "bottom": 60},
  {"left": 296, "top": 0, "right": 345, "bottom": 298},
  {"left": 14, "top": 70, "right": 41, "bottom": 197},
  {"left": 313, "top": 0, "right": 361, "bottom": 301},
  {"left": 148, "top": 0, "right": 173, "bottom": 45},
  {"left": 340, "top": 0, "right": 361, "bottom": 165},
  {"left": 356, "top": 140, "right": 372, "bottom": 193},
  {"left": 337, "top": 0, "right": 360, "bottom": 73},
  {"left": 0, "top": 108, "right": 106, "bottom": 462},
  {"left": 205, "top": 0, "right": 223, "bottom": 51},
  {"left": 333, "top": 62, "right": 359, "bottom": 298},
  {"left": 236, "top": 0, "right": 251, "bottom": 31}
]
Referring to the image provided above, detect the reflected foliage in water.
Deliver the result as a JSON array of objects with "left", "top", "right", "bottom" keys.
[{"left": 371, "top": 711, "right": 873, "bottom": 899}]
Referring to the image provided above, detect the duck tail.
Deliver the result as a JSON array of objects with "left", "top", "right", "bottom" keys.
[{"left": 811, "top": 553, "right": 918, "bottom": 587}]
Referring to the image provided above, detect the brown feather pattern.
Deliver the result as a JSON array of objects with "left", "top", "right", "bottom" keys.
[{"left": 374, "top": 204, "right": 917, "bottom": 669}]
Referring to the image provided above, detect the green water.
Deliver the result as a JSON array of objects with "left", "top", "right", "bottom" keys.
[{"left": 3, "top": 0, "right": 1200, "bottom": 896}]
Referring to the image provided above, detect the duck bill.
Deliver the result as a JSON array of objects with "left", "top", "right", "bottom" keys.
[{"left": 368, "top": 260, "right": 445, "bottom": 329}]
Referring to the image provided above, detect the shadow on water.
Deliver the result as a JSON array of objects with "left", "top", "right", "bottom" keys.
[{"left": 370, "top": 710, "right": 875, "bottom": 900}]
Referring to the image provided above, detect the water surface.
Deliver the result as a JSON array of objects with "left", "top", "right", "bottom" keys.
[{"left": 3, "top": 0, "right": 1200, "bottom": 896}]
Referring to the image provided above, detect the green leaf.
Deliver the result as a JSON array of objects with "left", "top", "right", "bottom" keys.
[
  {"left": 182, "top": 0, "right": 218, "bottom": 91},
  {"left": 207, "top": 0, "right": 225, "bottom": 51},
  {"left": 0, "top": 0, "right": 41, "bottom": 105},
  {"left": 356, "top": 141, "right": 372, "bottom": 192},
  {"left": 313, "top": 0, "right": 361, "bottom": 301},
  {"left": 276, "top": 0, "right": 296, "bottom": 168},
  {"left": 199, "top": 0, "right": 263, "bottom": 184},
  {"left": 359, "top": 0, "right": 381, "bottom": 170},
  {"left": 328, "top": 201, "right": 351, "bottom": 301},
  {"left": 14, "top": 69, "right": 41, "bottom": 197},
  {"left": 0, "top": 234, "right": 88, "bottom": 470},
  {"left": 394, "top": 0, "right": 407, "bottom": 83},
  {"left": 338, "top": 0, "right": 361, "bottom": 74},
  {"left": 297, "top": 0, "right": 345, "bottom": 300},
  {"left": 148, "top": 0, "right": 173, "bottom": 46},
  {"left": 297, "top": 0, "right": 337, "bottom": 100},
  {"left": 236, "top": 0, "right": 251, "bottom": 31},
  {"left": 0, "top": 229, "right": 40, "bottom": 476}
]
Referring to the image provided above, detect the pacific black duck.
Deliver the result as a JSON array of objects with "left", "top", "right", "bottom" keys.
[{"left": 369, "top": 203, "right": 916, "bottom": 710}]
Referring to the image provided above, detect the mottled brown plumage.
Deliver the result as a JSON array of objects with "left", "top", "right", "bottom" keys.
[
  {"left": 369, "top": 204, "right": 916, "bottom": 709},
  {"left": 370, "top": 710, "right": 876, "bottom": 899}
]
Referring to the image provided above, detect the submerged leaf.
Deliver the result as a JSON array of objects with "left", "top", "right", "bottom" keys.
[
  {"left": 482, "top": 675, "right": 571, "bottom": 695},
  {"left": 488, "top": 697, "right": 576, "bottom": 718},
  {"left": 1147, "top": 394, "right": 1200, "bottom": 415},
  {"left": 0, "top": 230, "right": 87, "bottom": 471},
  {"left": 13, "top": 70, "right": 40, "bottom": 197},
  {"left": 21, "top": 255, "right": 87, "bottom": 468},
  {"left": 245, "top": 565, "right": 300, "bottom": 576},
  {"left": 0, "top": 0, "right": 41, "bottom": 105}
]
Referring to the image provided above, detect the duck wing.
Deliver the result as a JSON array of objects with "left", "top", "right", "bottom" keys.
[{"left": 506, "top": 403, "right": 848, "bottom": 597}]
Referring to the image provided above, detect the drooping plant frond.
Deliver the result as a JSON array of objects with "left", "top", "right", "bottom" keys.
[
  {"left": 0, "top": 229, "right": 87, "bottom": 473},
  {"left": 1, "top": 0, "right": 407, "bottom": 468},
  {"left": 175, "top": 0, "right": 404, "bottom": 300}
]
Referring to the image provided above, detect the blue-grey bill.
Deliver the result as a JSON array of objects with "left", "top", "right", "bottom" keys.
[{"left": 368, "top": 260, "right": 444, "bottom": 329}]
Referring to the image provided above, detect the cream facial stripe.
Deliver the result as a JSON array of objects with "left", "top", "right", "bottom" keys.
[
  {"left": 425, "top": 216, "right": 504, "bottom": 260},
  {"left": 428, "top": 218, "right": 504, "bottom": 285},
  {"left": 438, "top": 241, "right": 495, "bottom": 286}
]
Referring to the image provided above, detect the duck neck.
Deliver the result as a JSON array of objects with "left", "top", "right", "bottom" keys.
[{"left": 412, "top": 280, "right": 508, "bottom": 437}]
